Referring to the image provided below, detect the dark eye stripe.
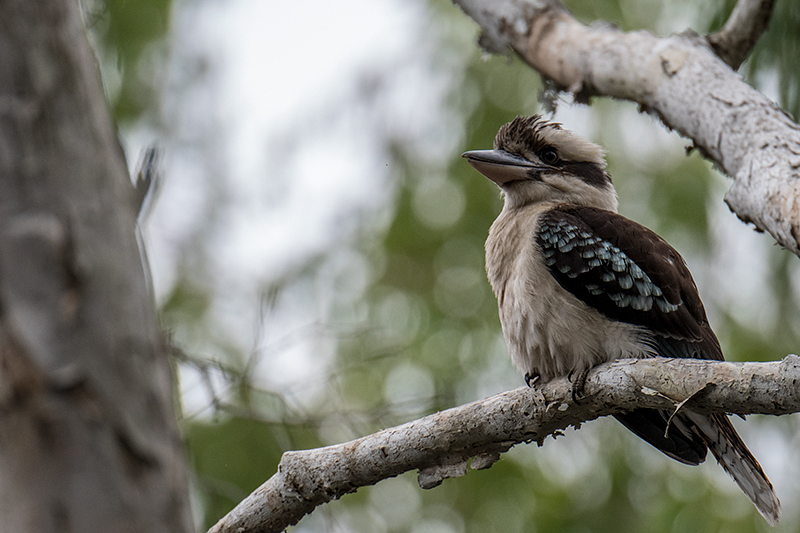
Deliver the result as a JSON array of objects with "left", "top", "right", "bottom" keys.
[{"left": 560, "top": 161, "right": 611, "bottom": 188}]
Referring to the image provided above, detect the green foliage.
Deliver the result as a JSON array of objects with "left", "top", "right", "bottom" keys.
[
  {"left": 86, "top": 0, "right": 172, "bottom": 121},
  {"left": 742, "top": 1, "right": 800, "bottom": 119},
  {"left": 162, "top": 279, "right": 211, "bottom": 324},
  {"left": 186, "top": 417, "right": 321, "bottom": 529}
]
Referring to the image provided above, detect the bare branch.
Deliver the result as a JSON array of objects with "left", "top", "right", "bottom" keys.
[
  {"left": 453, "top": 0, "right": 800, "bottom": 258},
  {"left": 708, "top": 0, "right": 776, "bottom": 70},
  {"left": 208, "top": 355, "right": 800, "bottom": 533}
]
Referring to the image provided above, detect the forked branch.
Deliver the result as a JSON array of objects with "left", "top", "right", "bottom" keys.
[
  {"left": 708, "top": 0, "right": 776, "bottom": 69},
  {"left": 453, "top": 0, "right": 800, "bottom": 258}
]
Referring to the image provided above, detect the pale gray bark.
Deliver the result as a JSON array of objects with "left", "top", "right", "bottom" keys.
[
  {"left": 454, "top": 0, "right": 800, "bottom": 258},
  {"left": 209, "top": 356, "right": 800, "bottom": 533},
  {"left": 0, "top": 1, "right": 192, "bottom": 532}
]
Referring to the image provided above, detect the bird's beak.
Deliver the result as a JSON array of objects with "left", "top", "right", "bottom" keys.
[{"left": 462, "top": 149, "right": 545, "bottom": 185}]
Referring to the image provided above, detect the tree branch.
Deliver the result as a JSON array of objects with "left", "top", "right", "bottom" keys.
[
  {"left": 208, "top": 355, "right": 800, "bottom": 533},
  {"left": 708, "top": 0, "right": 776, "bottom": 70},
  {"left": 453, "top": 0, "right": 800, "bottom": 257}
]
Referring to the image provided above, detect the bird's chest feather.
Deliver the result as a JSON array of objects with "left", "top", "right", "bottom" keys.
[{"left": 486, "top": 206, "right": 651, "bottom": 380}]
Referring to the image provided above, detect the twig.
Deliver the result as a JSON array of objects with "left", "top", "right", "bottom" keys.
[
  {"left": 708, "top": 0, "right": 776, "bottom": 70},
  {"left": 664, "top": 382, "right": 714, "bottom": 438}
]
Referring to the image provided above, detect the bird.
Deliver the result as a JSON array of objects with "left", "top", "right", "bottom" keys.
[{"left": 462, "top": 115, "right": 780, "bottom": 525}]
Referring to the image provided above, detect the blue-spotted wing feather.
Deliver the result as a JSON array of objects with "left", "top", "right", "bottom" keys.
[{"left": 535, "top": 205, "right": 722, "bottom": 361}]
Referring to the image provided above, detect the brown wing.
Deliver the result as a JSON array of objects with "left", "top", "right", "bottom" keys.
[{"left": 536, "top": 205, "right": 722, "bottom": 361}]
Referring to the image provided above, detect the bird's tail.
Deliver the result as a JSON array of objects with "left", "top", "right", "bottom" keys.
[{"left": 687, "top": 413, "right": 781, "bottom": 526}]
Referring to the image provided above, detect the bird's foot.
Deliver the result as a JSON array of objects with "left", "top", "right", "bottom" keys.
[
  {"left": 569, "top": 368, "right": 590, "bottom": 403},
  {"left": 524, "top": 371, "right": 540, "bottom": 388}
]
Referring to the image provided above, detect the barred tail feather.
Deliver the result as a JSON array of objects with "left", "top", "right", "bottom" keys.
[{"left": 688, "top": 413, "right": 781, "bottom": 526}]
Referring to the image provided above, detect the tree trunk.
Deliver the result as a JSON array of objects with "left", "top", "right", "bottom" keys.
[{"left": 0, "top": 0, "right": 192, "bottom": 531}]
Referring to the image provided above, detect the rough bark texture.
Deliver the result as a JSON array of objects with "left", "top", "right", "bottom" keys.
[
  {"left": 0, "top": 1, "right": 192, "bottom": 532},
  {"left": 210, "top": 356, "right": 800, "bottom": 533},
  {"left": 454, "top": 0, "right": 800, "bottom": 257}
]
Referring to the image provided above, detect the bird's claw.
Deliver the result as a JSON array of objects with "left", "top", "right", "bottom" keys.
[
  {"left": 524, "top": 371, "right": 540, "bottom": 388},
  {"left": 569, "top": 368, "right": 590, "bottom": 403}
]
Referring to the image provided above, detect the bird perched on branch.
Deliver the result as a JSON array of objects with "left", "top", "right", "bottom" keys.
[{"left": 463, "top": 115, "right": 780, "bottom": 525}]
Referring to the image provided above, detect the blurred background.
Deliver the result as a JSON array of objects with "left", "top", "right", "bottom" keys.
[{"left": 87, "top": 0, "right": 800, "bottom": 530}]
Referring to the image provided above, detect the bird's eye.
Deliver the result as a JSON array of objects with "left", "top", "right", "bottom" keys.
[{"left": 540, "top": 148, "right": 560, "bottom": 165}]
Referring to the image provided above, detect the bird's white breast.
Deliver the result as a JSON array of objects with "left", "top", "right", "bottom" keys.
[{"left": 485, "top": 203, "right": 653, "bottom": 381}]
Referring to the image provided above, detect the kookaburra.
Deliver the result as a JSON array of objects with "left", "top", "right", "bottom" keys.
[{"left": 463, "top": 115, "right": 780, "bottom": 525}]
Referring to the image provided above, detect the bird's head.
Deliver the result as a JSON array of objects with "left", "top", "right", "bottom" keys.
[{"left": 463, "top": 115, "right": 618, "bottom": 212}]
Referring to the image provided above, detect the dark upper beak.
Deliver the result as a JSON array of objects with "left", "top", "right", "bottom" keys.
[{"left": 462, "top": 149, "right": 545, "bottom": 185}]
